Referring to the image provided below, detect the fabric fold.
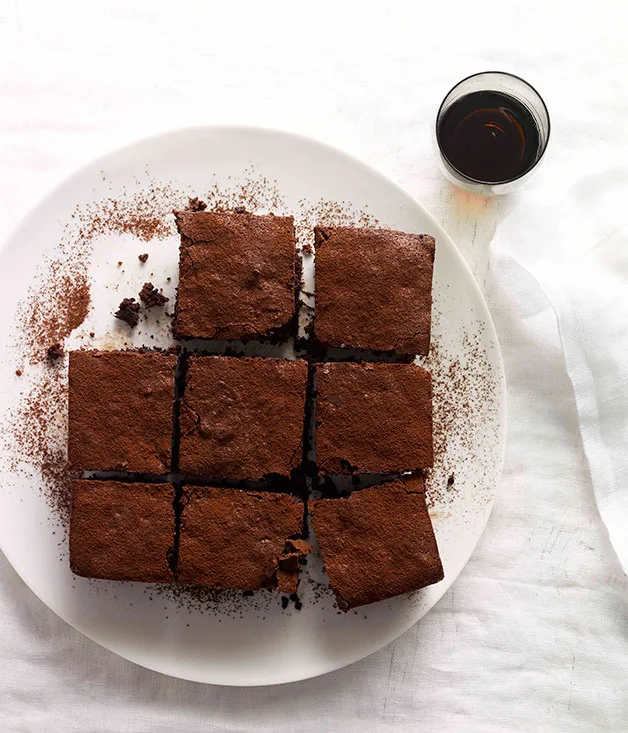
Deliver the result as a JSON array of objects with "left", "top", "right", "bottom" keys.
[{"left": 491, "top": 167, "right": 628, "bottom": 572}]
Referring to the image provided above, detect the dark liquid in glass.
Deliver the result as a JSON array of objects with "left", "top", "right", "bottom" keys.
[{"left": 437, "top": 91, "right": 541, "bottom": 183}]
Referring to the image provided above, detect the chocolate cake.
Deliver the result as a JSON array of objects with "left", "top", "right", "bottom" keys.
[
  {"left": 314, "top": 226, "right": 435, "bottom": 355},
  {"left": 69, "top": 480, "right": 175, "bottom": 583},
  {"left": 68, "top": 350, "right": 177, "bottom": 473},
  {"left": 114, "top": 297, "right": 141, "bottom": 328},
  {"left": 315, "top": 361, "right": 433, "bottom": 474},
  {"left": 173, "top": 210, "right": 297, "bottom": 340},
  {"left": 179, "top": 356, "right": 307, "bottom": 480},
  {"left": 177, "top": 486, "right": 310, "bottom": 591},
  {"left": 60, "top": 211, "right": 443, "bottom": 609},
  {"left": 310, "top": 476, "right": 443, "bottom": 610},
  {"left": 139, "top": 282, "right": 169, "bottom": 308}
]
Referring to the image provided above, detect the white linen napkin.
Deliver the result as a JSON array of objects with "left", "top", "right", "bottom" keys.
[{"left": 491, "top": 150, "right": 628, "bottom": 572}]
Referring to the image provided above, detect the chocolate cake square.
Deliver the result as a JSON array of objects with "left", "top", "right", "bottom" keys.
[
  {"left": 310, "top": 476, "right": 443, "bottom": 610},
  {"left": 314, "top": 226, "right": 435, "bottom": 355},
  {"left": 69, "top": 480, "right": 175, "bottom": 583},
  {"left": 68, "top": 350, "right": 177, "bottom": 473},
  {"left": 173, "top": 210, "right": 298, "bottom": 341},
  {"left": 315, "top": 361, "right": 433, "bottom": 474},
  {"left": 179, "top": 356, "right": 308, "bottom": 480},
  {"left": 177, "top": 486, "right": 310, "bottom": 592}
]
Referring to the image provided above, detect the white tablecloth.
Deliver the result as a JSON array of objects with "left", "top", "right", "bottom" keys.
[{"left": 1, "top": 2, "right": 627, "bottom": 731}]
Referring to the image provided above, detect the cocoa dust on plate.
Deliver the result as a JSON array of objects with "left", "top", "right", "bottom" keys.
[
  {"left": 5, "top": 177, "right": 187, "bottom": 526},
  {"left": 424, "top": 313, "right": 499, "bottom": 511}
]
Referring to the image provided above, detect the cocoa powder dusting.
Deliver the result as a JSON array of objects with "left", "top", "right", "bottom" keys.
[
  {"left": 153, "top": 584, "right": 277, "bottom": 617},
  {"left": 294, "top": 197, "right": 379, "bottom": 254},
  {"left": 5, "top": 370, "right": 73, "bottom": 524},
  {"left": 73, "top": 181, "right": 182, "bottom": 242},
  {"left": 424, "top": 312, "right": 499, "bottom": 509},
  {"left": 18, "top": 262, "right": 90, "bottom": 365}
]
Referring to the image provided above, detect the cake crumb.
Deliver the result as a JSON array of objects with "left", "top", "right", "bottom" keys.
[
  {"left": 15, "top": 369, "right": 22, "bottom": 377},
  {"left": 46, "top": 343, "right": 64, "bottom": 362},
  {"left": 302, "top": 242, "right": 313, "bottom": 255},
  {"left": 139, "top": 282, "right": 169, "bottom": 308},
  {"left": 138, "top": 253, "right": 149, "bottom": 263},
  {"left": 234, "top": 205, "right": 246, "bottom": 214},
  {"left": 117, "top": 261, "right": 123, "bottom": 267},
  {"left": 187, "top": 197, "right": 207, "bottom": 212},
  {"left": 89, "top": 332, "right": 95, "bottom": 338},
  {"left": 114, "top": 298, "right": 140, "bottom": 327},
  {"left": 281, "top": 596, "right": 289, "bottom": 610}
]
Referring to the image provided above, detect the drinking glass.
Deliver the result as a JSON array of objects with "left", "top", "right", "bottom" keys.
[{"left": 435, "top": 71, "right": 550, "bottom": 195}]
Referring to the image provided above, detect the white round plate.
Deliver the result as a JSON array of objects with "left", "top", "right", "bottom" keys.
[{"left": 0, "top": 127, "right": 505, "bottom": 686}]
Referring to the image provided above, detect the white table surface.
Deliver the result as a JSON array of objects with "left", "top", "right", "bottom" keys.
[{"left": 1, "top": 2, "right": 627, "bottom": 731}]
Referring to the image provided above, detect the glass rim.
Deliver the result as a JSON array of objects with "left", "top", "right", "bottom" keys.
[{"left": 435, "top": 70, "right": 551, "bottom": 186}]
